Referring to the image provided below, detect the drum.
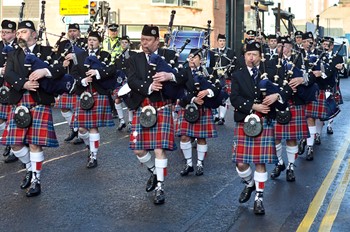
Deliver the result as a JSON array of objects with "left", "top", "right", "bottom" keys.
[{"left": 168, "top": 30, "right": 211, "bottom": 66}]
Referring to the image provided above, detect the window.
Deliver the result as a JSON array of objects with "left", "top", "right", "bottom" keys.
[
  {"left": 152, "top": 0, "right": 178, "bottom": 4},
  {"left": 181, "top": 0, "right": 198, "bottom": 7}
]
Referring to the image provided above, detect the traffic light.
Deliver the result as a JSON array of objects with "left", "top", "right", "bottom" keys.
[
  {"left": 100, "top": 1, "right": 110, "bottom": 17},
  {"left": 89, "top": 1, "right": 98, "bottom": 22}
]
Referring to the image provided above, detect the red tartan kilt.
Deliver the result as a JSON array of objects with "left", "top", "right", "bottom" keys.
[
  {"left": 176, "top": 107, "right": 217, "bottom": 138},
  {"left": 55, "top": 93, "right": 78, "bottom": 109},
  {"left": 274, "top": 105, "right": 309, "bottom": 140},
  {"left": 1, "top": 92, "right": 58, "bottom": 147},
  {"left": 233, "top": 119, "right": 277, "bottom": 164},
  {"left": 129, "top": 104, "right": 176, "bottom": 151},
  {"left": 0, "top": 103, "right": 12, "bottom": 119},
  {"left": 225, "top": 79, "right": 232, "bottom": 95},
  {"left": 305, "top": 90, "right": 328, "bottom": 119},
  {"left": 334, "top": 85, "right": 343, "bottom": 105}
]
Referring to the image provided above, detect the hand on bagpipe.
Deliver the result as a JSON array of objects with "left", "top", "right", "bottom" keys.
[
  {"left": 148, "top": 53, "right": 186, "bottom": 100},
  {"left": 24, "top": 53, "right": 75, "bottom": 95}
]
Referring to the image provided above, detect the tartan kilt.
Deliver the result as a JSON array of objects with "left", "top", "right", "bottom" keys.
[
  {"left": 72, "top": 94, "right": 115, "bottom": 129},
  {"left": 305, "top": 90, "right": 328, "bottom": 119},
  {"left": 225, "top": 79, "right": 232, "bottom": 95},
  {"left": 54, "top": 93, "right": 78, "bottom": 110},
  {"left": 0, "top": 103, "right": 12, "bottom": 120},
  {"left": 334, "top": 85, "right": 343, "bottom": 105},
  {"left": 129, "top": 104, "right": 176, "bottom": 151},
  {"left": 275, "top": 105, "right": 309, "bottom": 140},
  {"left": 1, "top": 92, "right": 58, "bottom": 147},
  {"left": 176, "top": 107, "right": 217, "bottom": 138},
  {"left": 232, "top": 119, "right": 277, "bottom": 164}
]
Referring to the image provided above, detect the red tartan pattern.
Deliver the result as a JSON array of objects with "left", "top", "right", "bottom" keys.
[
  {"left": 305, "top": 90, "right": 328, "bottom": 119},
  {"left": 225, "top": 79, "right": 232, "bottom": 95},
  {"left": 0, "top": 103, "right": 12, "bottom": 120},
  {"left": 1, "top": 92, "right": 58, "bottom": 147},
  {"left": 129, "top": 105, "right": 176, "bottom": 151},
  {"left": 176, "top": 107, "right": 217, "bottom": 138},
  {"left": 274, "top": 105, "right": 309, "bottom": 140},
  {"left": 232, "top": 119, "right": 277, "bottom": 164},
  {"left": 72, "top": 94, "right": 115, "bottom": 129},
  {"left": 54, "top": 93, "right": 78, "bottom": 109},
  {"left": 334, "top": 85, "right": 343, "bottom": 105}
]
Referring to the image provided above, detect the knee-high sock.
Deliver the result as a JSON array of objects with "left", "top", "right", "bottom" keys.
[
  {"left": 197, "top": 144, "right": 207, "bottom": 166},
  {"left": 78, "top": 131, "right": 90, "bottom": 146},
  {"left": 0, "top": 121, "right": 6, "bottom": 132},
  {"left": 275, "top": 143, "right": 283, "bottom": 165},
  {"left": 180, "top": 141, "right": 192, "bottom": 166},
  {"left": 307, "top": 126, "right": 316, "bottom": 146},
  {"left": 137, "top": 152, "right": 156, "bottom": 174},
  {"left": 30, "top": 151, "right": 44, "bottom": 181},
  {"left": 115, "top": 103, "right": 124, "bottom": 121},
  {"left": 286, "top": 145, "right": 298, "bottom": 170},
  {"left": 89, "top": 133, "right": 100, "bottom": 159},
  {"left": 155, "top": 158, "right": 167, "bottom": 182},
  {"left": 12, "top": 146, "right": 31, "bottom": 171},
  {"left": 315, "top": 119, "right": 324, "bottom": 134},
  {"left": 236, "top": 166, "right": 254, "bottom": 187},
  {"left": 254, "top": 171, "right": 268, "bottom": 200},
  {"left": 128, "top": 110, "right": 133, "bottom": 122},
  {"left": 61, "top": 110, "right": 73, "bottom": 126},
  {"left": 219, "top": 104, "right": 227, "bottom": 119},
  {"left": 327, "top": 118, "right": 334, "bottom": 127}
]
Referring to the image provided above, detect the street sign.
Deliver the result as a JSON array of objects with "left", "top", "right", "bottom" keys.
[{"left": 60, "top": 0, "right": 89, "bottom": 16}]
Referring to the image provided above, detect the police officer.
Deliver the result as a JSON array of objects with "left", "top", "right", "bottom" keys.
[{"left": 102, "top": 23, "right": 122, "bottom": 59}]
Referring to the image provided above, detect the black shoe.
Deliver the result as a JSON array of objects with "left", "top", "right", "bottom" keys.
[
  {"left": 195, "top": 164, "right": 204, "bottom": 176},
  {"left": 64, "top": 129, "right": 78, "bottom": 142},
  {"left": 73, "top": 137, "right": 84, "bottom": 145},
  {"left": 153, "top": 183, "right": 165, "bottom": 205},
  {"left": 270, "top": 163, "right": 286, "bottom": 179},
  {"left": 117, "top": 121, "right": 126, "bottom": 131},
  {"left": 306, "top": 146, "right": 314, "bottom": 161},
  {"left": 298, "top": 138, "right": 306, "bottom": 155},
  {"left": 26, "top": 179, "right": 41, "bottom": 197},
  {"left": 4, "top": 153, "right": 19, "bottom": 163},
  {"left": 239, "top": 184, "right": 256, "bottom": 203},
  {"left": 214, "top": 117, "right": 219, "bottom": 123},
  {"left": 286, "top": 164, "right": 296, "bottom": 182},
  {"left": 20, "top": 171, "right": 32, "bottom": 189},
  {"left": 314, "top": 133, "right": 321, "bottom": 145},
  {"left": 2, "top": 145, "right": 11, "bottom": 157},
  {"left": 87, "top": 156, "right": 98, "bottom": 168},
  {"left": 217, "top": 118, "right": 225, "bottom": 125},
  {"left": 146, "top": 173, "right": 157, "bottom": 192},
  {"left": 254, "top": 198, "right": 265, "bottom": 215},
  {"left": 180, "top": 164, "right": 194, "bottom": 176},
  {"left": 327, "top": 126, "right": 333, "bottom": 134}
]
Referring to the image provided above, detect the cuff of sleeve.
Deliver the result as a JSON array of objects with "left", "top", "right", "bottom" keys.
[
  {"left": 277, "top": 93, "right": 284, "bottom": 104},
  {"left": 148, "top": 84, "right": 153, "bottom": 95},
  {"left": 45, "top": 68, "right": 52, "bottom": 78},
  {"left": 206, "top": 89, "right": 214, "bottom": 98},
  {"left": 190, "top": 97, "right": 196, "bottom": 104},
  {"left": 81, "top": 79, "right": 88, "bottom": 87},
  {"left": 321, "top": 72, "right": 327, "bottom": 79},
  {"left": 95, "top": 70, "right": 101, "bottom": 80},
  {"left": 171, "top": 73, "right": 176, "bottom": 82}
]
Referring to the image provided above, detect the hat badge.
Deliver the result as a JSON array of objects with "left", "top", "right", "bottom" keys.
[
  {"left": 8, "top": 24, "right": 13, "bottom": 28},
  {"left": 256, "top": 43, "right": 260, "bottom": 48},
  {"left": 26, "top": 22, "right": 31, "bottom": 27},
  {"left": 151, "top": 29, "right": 156, "bottom": 35}
]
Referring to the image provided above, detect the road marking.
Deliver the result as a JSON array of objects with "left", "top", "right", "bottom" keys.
[
  {"left": 296, "top": 135, "right": 350, "bottom": 231},
  {"left": 319, "top": 158, "right": 350, "bottom": 231}
]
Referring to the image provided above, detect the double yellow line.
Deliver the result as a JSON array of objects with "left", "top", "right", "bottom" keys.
[{"left": 297, "top": 134, "right": 350, "bottom": 232}]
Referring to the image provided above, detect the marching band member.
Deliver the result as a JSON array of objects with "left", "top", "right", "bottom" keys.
[
  {"left": 230, "top": 41, "right": 284, "bottom": 215},
  {"left": 70, "top": 31, "right": 116, "bottom": 168},
  {"left": 177, "top": 49, "right": 220, "bottom": 176},
  {"left": 126, "top": 24, "right": 188, "bottom": 205},
  {"left": 2, "top": 20, "right": 66, "bottom": 197},
  {"left": 0, "top": 19, "right": 19, "bottom": 163},
  {"left": 264, "top": 34, "right": 278, "bottom": 61}
]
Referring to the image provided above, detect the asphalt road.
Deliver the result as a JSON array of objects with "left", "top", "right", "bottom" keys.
[{"left": 0, "top": 77, "right": 350, "bottom": 232}]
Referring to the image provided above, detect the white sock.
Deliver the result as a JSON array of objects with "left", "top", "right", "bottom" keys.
[
  {"left": 128, "top": 111, "right": 133, "bottom": 122},
  {"left": 30, "top": 151, "right": 44, "bottom": 181},
  {"left": 180, "top": 141, "right": 192, "bottom": 166},
  {"left": 0, "top": 121, "right": 6, "bottom": 131},
  {"left": 197, "top": 144, "right": 207, "bottom": 166},
  {"left": 155, "top": 158, "right": 168, "bottom": 182},
  {"left": 12, "top": 146, "right": 31, "bottom": 171},
  {"left": 61, "top": 110, "right": 73, "bottom": 126},
  {"left": 78, "top": 131, "right": 90, "bottom": 146},
  {"left": 327, "top": 119, "right": 333, "bottom": 127},
  {"left": 137, "top": 152, "right": 156, "bottom": 174},
  {"left": 219, "top": 104, "right": 227, "bottom": 118},
  {"left": 89, "top": 133, "right": 100, "bottom": 159},
  {"left": 254, "top": 171, "right": 268, "bottom": 200},
  {"left": 307, "top": 126, "right": 316, "bottom": 146},
  {"left": 286, "top": 145, "right": 298, "bottom": 170},
  {"left": 275, "top": 143, "right": 283, "bottom": 165},
  {"left": 315, "top": 119, "right": 324, "bottom": 134},
  {"left": 236, "top": 166, "right": 254, "bottom": 187},
  {"left": 115, "top": 103, "right": 124, "bottom": 120}
]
